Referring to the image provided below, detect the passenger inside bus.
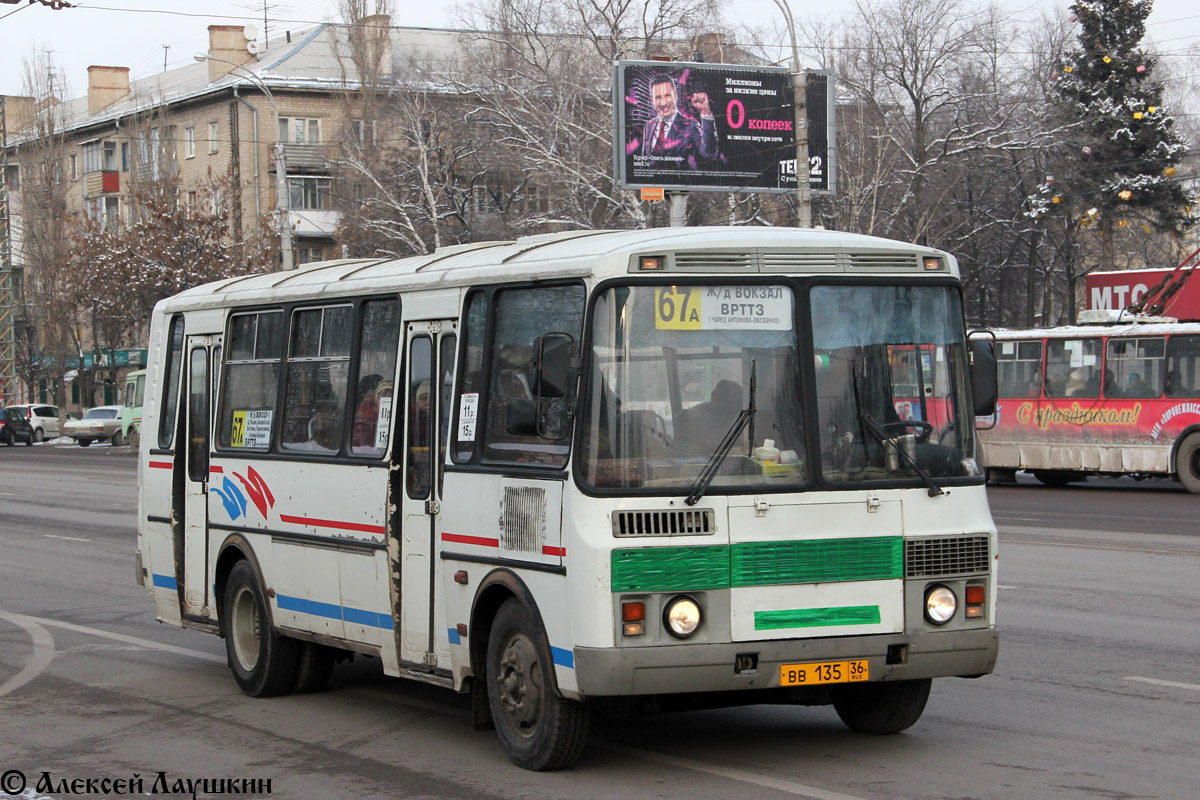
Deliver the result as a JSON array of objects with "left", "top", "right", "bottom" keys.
[
  {"left": 1124, "top": 371, "right": 1152, "bottom": 397},
  {"left": 1166, "top": 369, "right": 1187, "bottom": 396},
  {"left": 674, "top": 379, "right": 743, "bottom": 452}
]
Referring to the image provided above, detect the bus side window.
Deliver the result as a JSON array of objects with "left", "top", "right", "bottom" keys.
[
  {"left": 350, "top": 298, "right": 401, "bottom": 457},
  {"left": 996, "top": 340, "right": 1042, "bottom": 397},
  {"left": 1106, "top": 336, "right": 1164, "bottom": 398},
  {"left": 452, "top": 292, "right": 488, "bottom": 463},
  {"left": 281, "top": 305, "right": 354, "bottom": 455},
  {"left": 1166, "top": 335, "right": 1200, "bottom": 397},
  {"left": 483, "top": 284, "right": 585, "bottom": 467},
  {"left": 158, "top": 315, "right": 185, "bottom": 449},
  {"left": 218, "top": 310, "right": 284, "bottom": 450}
]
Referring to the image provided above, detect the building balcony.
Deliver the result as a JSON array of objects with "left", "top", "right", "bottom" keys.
[
  {"left": 273, "top": 143, "right": 329, "bottom": 173},
  {"left": 84, "top": 170, "right": 119, "bottom": 196},
  {"left": 287, "top": 209, "right": 341, "bottom": 238}
]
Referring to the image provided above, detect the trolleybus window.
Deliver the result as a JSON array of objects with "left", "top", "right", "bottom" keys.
[
  {"left": 997, "top": 340, "right": 1043, "bottom": 397},
  {"left": 281, "top": 305, "right": 354, "bottom": 454},
  {"left": 218, "top": 310, "right": 284, "bottom": 449},
  {"left": 811, "top": 285, "right": 979, "bottom": 483},
  {"left": 158, "top": 315, "right": 185, "bottom": 449},
  {"left": 579, "top": 284, "right": 806, "bottom": 491},
  {"left": 350, "top": 298, "right": 401, "bottom": 457},
  {"left": 1044, "top": 337, "right": 1101, "bottom": 398},
  {"left": 483, "top": 284, "right": 585, "bottom": 466},
  {"left": 1105, "top": 337, "right": 1164, "bottom": 398},
  {"left": 1165, "top": 335, "right": 1200, "bottom": 397}
]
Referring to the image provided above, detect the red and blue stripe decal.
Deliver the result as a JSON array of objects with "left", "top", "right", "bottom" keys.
[
  {"left": 441, "top": 532, "right": 565, "bottom": 557},
  {"left": 275, "top": 594, "right": 394, "bottom": 630}
]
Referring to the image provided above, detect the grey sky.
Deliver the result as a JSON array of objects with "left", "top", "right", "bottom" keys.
[{"left": 2, "top": 0, "right": 1199, "bottom": 99}]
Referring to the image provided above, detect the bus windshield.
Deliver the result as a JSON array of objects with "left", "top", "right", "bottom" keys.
[
  {"left": 811, "top": 284, "right": 980, "bottom": 483},
  {"left": 579, "top": 283, "right": 806, "bottom": 491}
]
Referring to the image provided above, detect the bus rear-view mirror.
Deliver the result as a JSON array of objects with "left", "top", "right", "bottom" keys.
[
  {"left": 537, "top": 333, "right": 574, "bottom": 398},
  {"left": 968, "top": 333, "right": 998, "bottom": 422}
]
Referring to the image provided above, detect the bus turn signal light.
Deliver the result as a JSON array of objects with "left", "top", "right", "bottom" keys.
[
  {"left": 622, "top": 601, "right": 645, "bottom": 636},
  {"left": 965, "top": 585, "right": 985, "bottom": 618},
  {"left": 639, "top": 255, "right": 665, "bottom": 271},
  {"left": 923, "top": 257, "right": 943, "bottom": 271}
]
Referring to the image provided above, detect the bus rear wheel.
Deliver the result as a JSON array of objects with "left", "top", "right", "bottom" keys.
[
  {"left": 486, "top": 599, "right": 589, "bottom": 770},
  {"left": 1032, "top": 469, "right": 1082, "bottom": 487},
  {"left": 1176, "top": 434, "right": 1200, "bottom": 494},
  {"left": 832, "top": 678, "right": 932, "bottom": 735},
  {"left": 127, "top": 427, "right": 140, "bottom": 453},
  {"left": 223, "top": 560, "right": 298, "bottom": 697}
]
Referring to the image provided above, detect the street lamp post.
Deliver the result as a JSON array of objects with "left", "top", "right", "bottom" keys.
[
  {"left": 193, "top": 53, "right": 295, "bottom": 270},
  {"left": 771, "top": 0, "right": 812, "bottom": 228}
]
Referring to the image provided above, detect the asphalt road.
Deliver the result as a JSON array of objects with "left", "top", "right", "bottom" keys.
[{"left": 1, "top": 447, "right": 1198, "bottom": 800}]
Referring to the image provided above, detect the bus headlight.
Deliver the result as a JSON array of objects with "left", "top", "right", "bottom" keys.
[
  {"left": 924, "top": 585, "right": 957, "bottom": 625},
  {"left": 664, "top": 596, "right": 702, "bottom": 638}
]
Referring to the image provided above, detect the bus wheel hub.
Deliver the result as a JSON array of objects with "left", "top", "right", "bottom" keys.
[{"left": 498, "top": 634, "right": 542, "bottom": 731}]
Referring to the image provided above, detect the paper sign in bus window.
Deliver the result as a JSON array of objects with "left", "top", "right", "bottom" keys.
[
  {"left": 654, "top": 285, "right": 791, "bottom": 330},
  {"left": 374, "top": 395, "right": 393, "bottom": 450},
  {"left": 458, "top": 392, "right": 479, "bottom": 441},
  {"left": 231, "top": 409, "right": 273, "bottom": 447}
]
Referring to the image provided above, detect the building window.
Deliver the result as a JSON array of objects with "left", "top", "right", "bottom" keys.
[
  {"left": 70, "top": 154, "right": 78, "bottom": 180},
  {"left": 351, "top": 119, "right": 375, "bottom": 145},
  {"left": 208, "top": 121, "right": 219, "bottom": 154},
  {"left": 3, "top": 164, "right": 18, "bottom": 192},
  {"left": 287, "top": 176, "right": 333, "bottom": 210},
  {"left": 187, "top": 191, "right": 197, "bottom": 209},
  {"left": 298, "top": 247, "right": 324, "bottom": 264},
  {"left": 278, "top": 117, "right": 321, "bottom": 144},
  {"left": 184, "top": 127, "right": 196, "bottom": 159},
  {"left": 210, "top": 187, "right": 223, "bottom": 215},
  {"left": 121, "top": 142, "right": 128, "bottom": 171}
]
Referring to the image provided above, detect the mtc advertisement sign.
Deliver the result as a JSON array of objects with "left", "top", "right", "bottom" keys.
[
  {"left": 613, "top": 61, "right": 835, "bottom": 195},
  {"left": 1085, "top": 268, "right": 1200, "bottom": 321}
]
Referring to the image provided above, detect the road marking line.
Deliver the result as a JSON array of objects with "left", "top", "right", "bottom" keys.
[
  {"left": 0, "top": 610, "right": 225, "bottom": 664},
  {"left": 597, "top": 743, "right": 870, "bottom": 800},
  {"left": 43, "top": 534, "right": 91, "bottom": 542},
  {"left": 1125, "top": 676, "right": 1200, "bottom": 692},
  {"left": 0, "top": 611, "right": 56, "bottom": 698}
]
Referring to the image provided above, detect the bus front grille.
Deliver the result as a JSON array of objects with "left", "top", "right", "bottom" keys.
[
  {"left": 905, "top": 535, "right": 990, "bottom": 578},
  {"left": 612, "top": 508, "right": 716, "bottom": 537}
]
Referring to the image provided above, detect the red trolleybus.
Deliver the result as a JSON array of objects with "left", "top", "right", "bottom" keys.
[{"left": 979, "top": 318, "right": 1200, "bottom": 491}]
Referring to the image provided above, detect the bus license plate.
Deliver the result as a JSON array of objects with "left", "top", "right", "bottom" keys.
[{"left": 779, "top": 659, "right": 869, "bottom": 686}]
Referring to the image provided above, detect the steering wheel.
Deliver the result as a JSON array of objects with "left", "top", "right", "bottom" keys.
[{"left": 880, "top": 419, "right": 934, "bottom": 442}]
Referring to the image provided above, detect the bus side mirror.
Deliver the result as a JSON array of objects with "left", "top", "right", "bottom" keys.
[
  {"left": 536, "top": 333, "right": 574, "bottom": 398},
  {"left": 968, "top": 333, "right": 998, "bottom": 423}
]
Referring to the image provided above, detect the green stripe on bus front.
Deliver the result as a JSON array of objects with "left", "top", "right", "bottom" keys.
[
  {"left": 754, "top": 605, "right": 882, "bottom": 630},
  {"left": 731, "top": 537, "right": 902, "bottom": 586},
  {"left": 611, "top": 546, "right": 730, "bottom": 592}
]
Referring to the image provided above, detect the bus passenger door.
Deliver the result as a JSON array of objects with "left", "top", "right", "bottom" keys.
[
  {"left": 182, "top": 337, "right": 214, "bottom": 618},
  {"left": 399, "top": 320, "right": 457, "bottom": 669}
]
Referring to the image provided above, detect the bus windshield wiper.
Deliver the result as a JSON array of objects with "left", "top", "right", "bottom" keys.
[
  {"left": 686, "top": 362, "right": 756, "bottom": 506},
  {"left": 851, "top": 364, "right": 945, "bottom": 497}
]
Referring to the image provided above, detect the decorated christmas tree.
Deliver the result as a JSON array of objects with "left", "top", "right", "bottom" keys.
[{"left": 1043, "top": 0, "right": 1194, "bottom": 268}]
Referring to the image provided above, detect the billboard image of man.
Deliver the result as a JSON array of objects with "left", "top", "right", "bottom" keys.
[{"left": 640, "top": 73, "right": 720, "bottom": 166}]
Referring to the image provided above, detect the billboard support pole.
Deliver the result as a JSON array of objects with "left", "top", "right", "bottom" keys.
[
  {"left": 774, "top": 0, "right": 812, "bottom": 227},
  {"left": 669, "top": 193, "right": 688, "bottom": 227}
]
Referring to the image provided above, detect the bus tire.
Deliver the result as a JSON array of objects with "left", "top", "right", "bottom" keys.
[
  {"left": 1032, "top": 469, "right": 1077, "bottom": 487},
  {"left": 127, "top": 427, "right": 140, "bottom": 453},
  {"left": 832, "top": 678, "right": 932, "bottom": 735},
  {"left": 292, "top": 642, "right": 336, "bottom": 693},
  {"left": 1176, "top": 434, "right": 1200, "bottom": 494},
  {"left": 223, "top": 560, "right": 298, "bottom": 698},
  {"left": 486, "top": 598, "right": 589, "bottom": 770}
]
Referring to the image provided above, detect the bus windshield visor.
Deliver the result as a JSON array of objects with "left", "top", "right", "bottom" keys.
[
  {"left": 579, "top": 284, "right": 807, "bottom": 491},
  {"left": 810, "top": 284, "right": 981, "bottom": 483}
]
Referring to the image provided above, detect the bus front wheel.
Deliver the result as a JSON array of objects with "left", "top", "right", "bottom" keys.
[
  {"left": 485, "top": 598, "right": 590, "bottom": 770},
  {"left": 1176, "top": 434, "right": 1200, "bottom": 494},
  {"left": 223, "top": 560, "right": 298, "bottom": 697},
  {"left": 832, "top": 678, "right": 932, "bottom": 735}
]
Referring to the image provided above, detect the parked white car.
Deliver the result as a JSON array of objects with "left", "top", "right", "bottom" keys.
[
  {"left": 6, "top": 403, "right": 62, "bottom": 442},
  {"left": 63, "top": 405, "right": 125, "bottom": 446}
]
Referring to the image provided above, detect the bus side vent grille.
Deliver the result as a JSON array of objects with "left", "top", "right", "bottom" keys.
[
  {"left": 673, "top": 252, "right": 756, "bottom": 271},
  {"left": 612, "top": 509, "right": 716, "bottom": 537},
  {"left": 848, "top": 253, "right": 921, "bottom": 271},
  {"left": 905, "top": 535, "right": 990, "bottom": 578},
  {"left": 500, "top": 487, "right": 546, "bottom": 553}
]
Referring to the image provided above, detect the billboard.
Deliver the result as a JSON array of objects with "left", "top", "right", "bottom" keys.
[
  {"left": 1085, "top": 267, "right": 1200, "bottom": 321},
  {"left": 613, "top": 60, "right": 834, "bottom": 195}
]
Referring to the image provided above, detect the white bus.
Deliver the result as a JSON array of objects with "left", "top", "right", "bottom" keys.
[{"left": 136, "top": 227, "right": 999, "bottom": 770}]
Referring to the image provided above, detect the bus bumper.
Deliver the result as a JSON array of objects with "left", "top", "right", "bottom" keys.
[{"left": 572, "top": 628, "right": 998, "bottom": 697}]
